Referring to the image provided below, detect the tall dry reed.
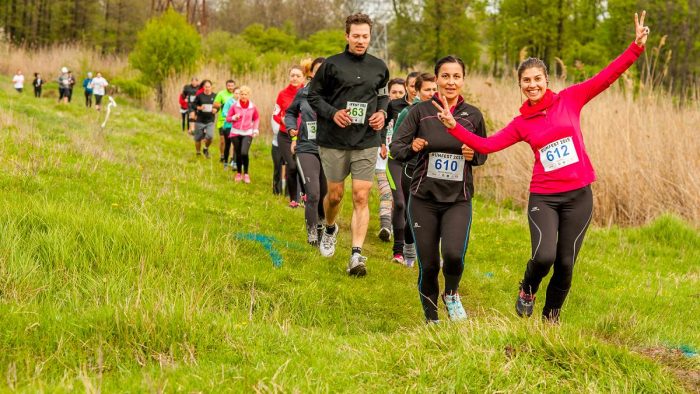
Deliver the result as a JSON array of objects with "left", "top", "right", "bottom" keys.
[
  {"left": 465, "top": 74, "right": 700, "bottom": 226},
  {"left": 2, "top": 43, "right": 698, "bottom": 226},
  {"left": 0, "top": 43, "right": 128, "bottom": 81}
]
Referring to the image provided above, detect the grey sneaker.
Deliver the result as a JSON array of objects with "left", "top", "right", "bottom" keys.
[
  {"left": 403, "top": 243, "right": 417, "bottom": 268},
  {"left": 516, "top": 288, "right": 536, "bottom": 317},
  {"left": 347, "top": 253, "right": 367, "bottom": 277},
  {"left": 319, "top": 225, "right": 338, "bottom": 257},
  {"left": 307, "top": 225, "right": 319, "bottom": 247},
  {"left": 443, "top": 293, "right": 468, "bottom": 321},
  {"left": 378, "top": 227, "right": 392, "bottom": 242}
]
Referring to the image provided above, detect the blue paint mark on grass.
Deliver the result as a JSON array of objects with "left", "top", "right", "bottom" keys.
[
  {"left": 678, "top": 345, "right": 697, "bottom": 358},
  {"left": 235, "top": 232, "right": 306, "bottom": 268}
]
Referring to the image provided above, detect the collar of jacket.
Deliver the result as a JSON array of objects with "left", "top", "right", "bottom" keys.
[
  {"left": 520, "top": 89, "right": 555, "bottom": 118},
  {"left": 344, "top": 45, "right": 367, "bottom": 61},
  {"left": 432, "top": 92, "right": 464, "bottom": 112}
]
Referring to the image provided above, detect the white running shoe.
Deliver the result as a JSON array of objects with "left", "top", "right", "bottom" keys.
[
  {"left": 347, "top": 253, "right": 367, "bottom": 277},
  {"left": 319, "top": 225, "right": 338, "bottom": 257},
  {"left": 443, "top": 293, "right": 468, "bottom": 321}
]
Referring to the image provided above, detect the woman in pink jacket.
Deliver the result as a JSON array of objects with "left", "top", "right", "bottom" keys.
[
  {"left": 435, "top": 11, "right": 650, "bottom": 323},
  {"left": 226, "top": 85, "right": 260, "bottom": 183}
]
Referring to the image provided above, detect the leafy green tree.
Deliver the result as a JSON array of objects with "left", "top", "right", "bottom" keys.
[{"left": 129, "top": 9, "right": 201, "bottom": 110}]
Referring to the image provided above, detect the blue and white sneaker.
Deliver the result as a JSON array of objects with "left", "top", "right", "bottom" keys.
[{"left": 443, "top": 293, "right": 468, "bottom": 321}]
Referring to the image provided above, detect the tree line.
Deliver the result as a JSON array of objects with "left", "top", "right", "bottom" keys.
[{"left": 2, "top": 0, "right": 698, "bottom": 97}]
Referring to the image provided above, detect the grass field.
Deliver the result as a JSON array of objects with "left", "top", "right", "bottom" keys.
[{"left": 0, "top": 82, "right": 698, "bottom": 392}]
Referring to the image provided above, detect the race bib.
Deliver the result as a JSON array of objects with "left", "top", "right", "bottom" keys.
[
  {"left": 201, "top": 104, "right": 213, "bottom": 113},
  {"left": 306, "top": 121, "right": 317, "bottom": 140},
  {"left": 539, "top": 136, "right": 579, "bottom": 172},
  {"left": 427, "top": 152, "right": 464, "bottom": 181},
  {"left": 346, "top": 102, "right": 368, "bottom": 124},
  {"left": 386, "top": 120, "right": 395, "bottom": 146},
  {"left": 189, "top": 96, "right": 196, "bottom": 102}
]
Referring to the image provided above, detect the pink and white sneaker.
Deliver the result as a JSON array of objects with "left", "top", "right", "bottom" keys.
[{"left": 244, "top": 174, "right": 251, "bottom": 184}]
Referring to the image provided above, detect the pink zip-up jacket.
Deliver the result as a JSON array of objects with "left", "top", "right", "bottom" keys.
[
  {"left": 448, "top": 42, "right": 644, "bottom": 194},
  {"left": 226, "top": 100, "right": 260, "bottom": 137}
]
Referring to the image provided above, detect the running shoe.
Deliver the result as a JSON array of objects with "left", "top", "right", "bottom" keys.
[
  {"left": 219, "top": 156, "right": 225, "bottom": 163},
  {"left": 515, "top": 288, "right": 536, "bottom": 317},
  {"left": 203, "top": 148, "right": 210, "bottom": 158},
  {"left": 319, "top": 225, "right": 338, "bottom": 257},
  {"left": 230, "top": 161, "right": 237, "bottom": 171},
  {"left": 307, "top": 225, "right": 319, "bottom": 247},
  {"left": 289, "top": 201, "right": 299, "bottom": 208},
  {"left": 391, "top": 254, "right": 405, "bottom": 265},
  {"left": 316, "top": 224, "right": 324, "bottom": 244},
  {"left": 347, "top": 253, "right": 367, "bottom": 277},
  {"left": 244, "top": 174, "right": 251, "bottom": 184},
  {"left": 234, "top": 173, "right": 243, "bottom": 183},
  {"left": 442, "top": 293, "right": 468, "bottom": 321},
  {"left": 223, "top": 162, "right": 229, "bottom": 169},
  {"left": 378, "top": 227, "right": 392, "bottom": 242},
  {"left": 403, "top": 243, "right": 417, "bottom": 268}
]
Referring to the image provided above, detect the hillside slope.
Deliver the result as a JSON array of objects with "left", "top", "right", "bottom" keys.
[{"left": 0, "top": 84, "right": 698, "bottom": 392}]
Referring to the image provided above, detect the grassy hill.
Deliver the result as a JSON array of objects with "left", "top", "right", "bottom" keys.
[{"left": 0, "top": 83, "right": 698, "bottom": 392}]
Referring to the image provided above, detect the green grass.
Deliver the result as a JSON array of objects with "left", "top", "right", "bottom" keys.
[{"left": 1, "top": 82, "right": 698, "bottom": 393}]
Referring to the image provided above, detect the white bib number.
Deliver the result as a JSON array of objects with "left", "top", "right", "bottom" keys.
[
  {"left": 427, "top": 152, "right": 464, "bottom": 181},
  {"left": 306, "top": 121, "right": 317, "bottom": 140},
  {"left": 346, "top": 102, "right": 368, "bottom": 124},
  {"left": 539, "top": 137, "right": 579, "bottom": 172},
  {"left": 189, "top": 96, "right": 196, "bottom": 102},
  {"left": 201, "top": 104, "right": 213, "bottom": 113}
]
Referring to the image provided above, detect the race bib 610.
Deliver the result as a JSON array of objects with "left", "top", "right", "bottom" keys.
[{"left": 427, "top": 152, "right": 464, "bottom": 181}]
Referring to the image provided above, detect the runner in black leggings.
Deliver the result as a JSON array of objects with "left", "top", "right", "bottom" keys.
[
  {"left": 391, "top": 56, "right": 487, "bottom": 323},
  {"left": 285, "top": 57, "right": 327, "bottom": 246},
  {"left": 385, "top": 72, "right": 419, "bottom": 265},
  {"left": 442, "top": 11, "right": 650, "bottom": 323}
]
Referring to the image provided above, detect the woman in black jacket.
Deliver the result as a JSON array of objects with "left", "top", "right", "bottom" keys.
[{"left": 390, "top": 56, "right": 487, "bottom": 323}]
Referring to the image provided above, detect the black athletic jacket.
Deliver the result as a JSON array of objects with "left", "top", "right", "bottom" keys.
[
  {"left": 390, "top": 94, "right": 488, "bottom": 203},
  {"left": 284, "top": 85, "right": 319, "bottom": 155},
  {"left": 307, "top": 46, "right": 390, "bottom": 150}
]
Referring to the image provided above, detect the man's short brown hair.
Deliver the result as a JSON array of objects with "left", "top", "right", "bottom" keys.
[{"left": 345, "top": 13, "right": 372, "bottom": 34}]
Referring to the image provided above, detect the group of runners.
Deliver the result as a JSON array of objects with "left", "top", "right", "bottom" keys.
[
  {"left": 12, "top": 67, "right": 109, "bottom": 110},
  {"left": 180, "top": 11, "right": 650, "bottom": 324}
]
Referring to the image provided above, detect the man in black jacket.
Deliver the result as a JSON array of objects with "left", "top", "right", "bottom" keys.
[{"left": 308, "top": 13, "right": 390, "bottom": 277}]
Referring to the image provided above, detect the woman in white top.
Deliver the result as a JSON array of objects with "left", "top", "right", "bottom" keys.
[
  {"left": 89, "top": 72, "right": 109, "bottom": 111},
  {"left": 12, "top": 70, "right": 25, "bottom": 93}
]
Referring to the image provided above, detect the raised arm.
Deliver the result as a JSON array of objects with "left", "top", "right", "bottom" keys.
[
  {"left": 433, "top": 95, "right": 521, "bottom": 154},
  {"left": 566, "top": 11, "right": 649, "bottom": 107}
]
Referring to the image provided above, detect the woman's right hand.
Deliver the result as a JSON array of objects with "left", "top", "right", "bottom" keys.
[
  {"left": 411, "top": 138, "right": 428, "bottom": 152},
  {"left": 634, "top": 10, "right": 650, "bottom": 47}
]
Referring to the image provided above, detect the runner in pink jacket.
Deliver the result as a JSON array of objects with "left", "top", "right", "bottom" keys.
[
  {"left": 434, "top": 11, "right": 651, "bottom": 323},
  {"left": 226, "top": 86, "right": 260, "bottom": 183}
]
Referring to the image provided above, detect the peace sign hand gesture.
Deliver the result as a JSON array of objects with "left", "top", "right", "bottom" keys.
[
  {"left": 634, "top": 10, "right": 650, "bottom": 47},
  {"left": 431, "top": 95, "right": 457, "bottom": 129}
]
